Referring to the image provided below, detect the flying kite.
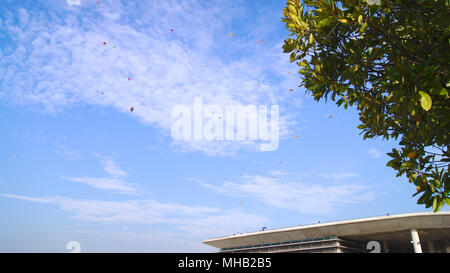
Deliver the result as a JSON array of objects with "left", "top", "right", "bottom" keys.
[{"left": 130, "top": 106, "right": 134, "bottom": 112}]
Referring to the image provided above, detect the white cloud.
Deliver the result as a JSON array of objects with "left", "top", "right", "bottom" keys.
[
  {"left": 268, "top": 170, "right": 290, "bottom": 177},
  {"left": 62, "top": 176, "right": 137, "bottom": 195},
  {"left": 56, "top": 145, "right": 83, "bottom": 161},
  {"left": 192, "top": 174, "right": 374, "bottom": 214},
  {"left": 321, "top": 173, "right": 359, "bottom": 179},
  {"left": 0, "top": 1, "right": 296, "bottom": 156},
  {"left": 178, "top": 210, "right": 269, "bottom": 237},
  {"left": 62, "top": 157, "right": 136, "bottom": 194},
  {"left": 99, "top": 158, "right": 127, "bottom": 178},
  {"left": 0, "top": 193, "right": 218, "bottom": 223},
  {"left": 0, "top": 193, "right": 267, "bottom": 239},
  {"left": 368, "top": 148, "right": 382, "bottom": 158}
]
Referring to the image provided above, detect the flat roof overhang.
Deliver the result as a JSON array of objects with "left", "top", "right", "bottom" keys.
[{"left": 202, "top": 212, "right": 450, "bottom": 250}]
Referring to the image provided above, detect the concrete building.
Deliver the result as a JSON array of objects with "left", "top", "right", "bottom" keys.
[{"left": 203, "top": 212, "right": 450, "bottom": 253}]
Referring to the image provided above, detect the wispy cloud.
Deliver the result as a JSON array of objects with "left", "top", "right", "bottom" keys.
[
  {"left": 62, "top": 176, "right": 137, "bottom": 195},
  {"left": 0, "top": 193, "right": 268, "bottom": 238},
  {"left": 56, "top": 145, "right": 83, "bottom": 161},
  {"left": 192, "top": 174, "right": 374, "bottom": 214},
  {"left": 268, "top": 170, "right": 290, "bottom": 177},
  {"left": 321, "top": 173, "right": 359, "bottom": 180},
  {"left": 0, "top": 0, "right": 296, "bottom": 156},
  {"left": 0, "top": 193, "right": 218, "bottom": 223},
  {"left": 62, "top": 157, "right": 136, "bottom": 195},
  {"left": 178, "top": 210, "right": 269, "bottom": 237},
  {"left": 99, "top": 158, "right": 127, "bottom": 178},
  {"left": 368, "top": 148, "right": 382, "bottom": 158}
]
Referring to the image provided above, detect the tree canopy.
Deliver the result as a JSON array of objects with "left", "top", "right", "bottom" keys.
[{"left": 282, "top": 0, "right": 450, "bottom": 211}]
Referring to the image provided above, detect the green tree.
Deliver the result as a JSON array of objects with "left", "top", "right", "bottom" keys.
[{"left": 282, "top": 0, "right": 450, "bottom": 211}]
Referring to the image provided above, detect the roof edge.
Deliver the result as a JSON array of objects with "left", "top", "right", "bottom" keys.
[{"left": 203, "top": 211, "right": 450, "bottom": 244}]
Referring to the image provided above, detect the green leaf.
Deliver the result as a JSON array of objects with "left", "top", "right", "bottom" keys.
[
  {"left": 290, "top": 52, "right": 296, "bottom": 62},
  {"left": 407, "top": 151, "right": 418, "bottom": 159},
  {"left": 386, "top": 92, "right": 394, "bottom": 101},
  {"left": 413, "top": 175, "right": 422, "bottom": 186},
  {"left": 318, "top": 17, "right": 333, "bottom": 28},
  {"left": 386, "top": 159, "right": 399, "bottom": 168},
  {"left": 432, "top": 196, "right": 438, "bottom": 212},
  {"left": 418, "top": 91, "right": 432, "bottom": 111},
  {"left": 430, "top": 83, "right": 448, "bottom": 96},
  {"left": 282, "top": 40, "right": 296, "bottom": 53},
  {"left": 417, "top": 191, "right": 430, "bottom": 204},
  {"left": 297, "top": 60, "right": 308, "bottom": 68},
  {"left": 281, "top": 0, "right": 449, "bottom": 211},
  {"left": 437, "top": 87, "right": 447, "bottom": 96},
  {"left": 437, "top": 198, "right": 445, "bottom": 212}
]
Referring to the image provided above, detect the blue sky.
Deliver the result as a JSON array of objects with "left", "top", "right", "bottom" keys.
[{"left": 0, "top": 0, "right": 444, "bottom": 253}]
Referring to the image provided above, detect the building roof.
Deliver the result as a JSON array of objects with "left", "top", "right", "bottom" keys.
[{"left": 202, "top": 212, "right": 450, "bottom": 250}]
